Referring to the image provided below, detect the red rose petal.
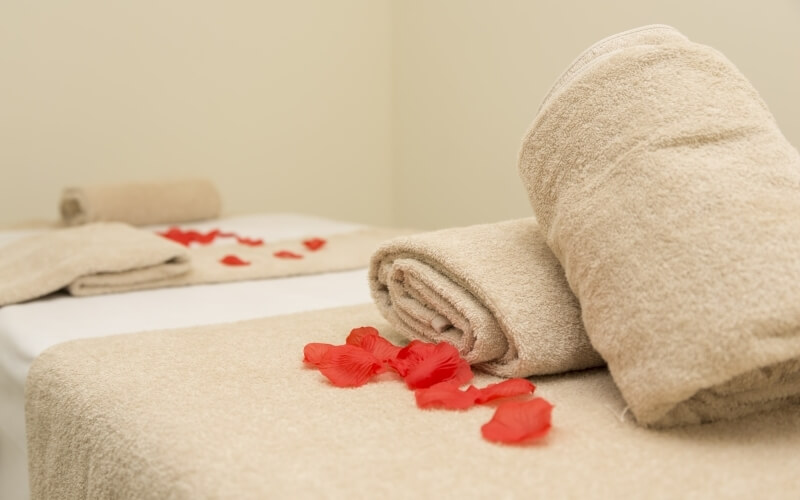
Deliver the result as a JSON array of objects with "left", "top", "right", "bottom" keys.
[
  {"left": 236, "top": 236, "right": 264, "bottom": 247},
  {"left": 345, "top": 327, "right": 381, "bottom": 346},
  {"left": 475, "top": 379, "right": 536, "bottom": 404},
  {"left": 220, "top": 254, "right": 250, "bottom": 266},
  {"left": 318, "top": 345, "right": 383, "bottom": 387},
  {"left": 346, "top": 327, "right": 401, "bottom": 365},
  {"left": 415, "top": 383, "right": 481, "bottom": 410},
  {"left": 481, "top": 398, "right": 553, "bottom": 444},
  {"left": 303, "top": 343, "right": 334, "bottom": 367},
  {"left": 274, "top": 250, "right": 303, "bottom": 259},
  {"left": 303, "top": 237, "right": 327, "bottom": 251},
  {"left": 400, "top": 341, "right": 474, "bottom": 389}
]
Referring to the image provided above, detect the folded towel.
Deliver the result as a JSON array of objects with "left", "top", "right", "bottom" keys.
[
  {"left": 60, "top": 179, "right": 222, "bottom": 226},
  {"left": 0, "top": 223, "right": 190, "bottom": 305},
  {"left": 519, "top": 25, "right": 800, "bottom": 426},
  {"left": 369, "top": 219, "right": 602, "bottom": 377},
  {"left": 0, "top": 224, "right": 410, "bottom": 305}
]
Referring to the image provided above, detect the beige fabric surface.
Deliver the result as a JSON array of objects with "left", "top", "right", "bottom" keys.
[
  {"left": 0, "top": 223, "right": 407, "bottom": 305},
  {"left": 369, "top": 218, "right": 602, "bottom": 377},
  {"left": 0, "top": 223, "right": 190, "bottom": 306},
  {"left": 60, "top": 179, "right": 222, "bottom": 226},
  {"left": 519, "top": 25, "right": 800, "bottom": 426},
  {"left": 26, "top": 304, "right": 800, "bottom": 499}
]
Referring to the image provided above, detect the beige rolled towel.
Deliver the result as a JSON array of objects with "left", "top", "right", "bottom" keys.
[
  {"left": 60, "top": 179, "right": 222, "bottom": 226},
  {"left": 369, "top": 218, "right": 603, "bottom": 377},
  {"left": 0, "top": 223, "right": 190, "bottom": 305},
  {"left": 519, "top": 25, "right": 800, "bottom": 426}
]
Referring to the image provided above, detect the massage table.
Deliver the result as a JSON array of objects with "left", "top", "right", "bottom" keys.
[{"left": 0, "top": 213, "right": 374, "bottom": 500}]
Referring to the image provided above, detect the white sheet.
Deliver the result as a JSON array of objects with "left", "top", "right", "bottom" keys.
[{"left": 0, "top": 213, "right": 376, "bottom": 500}]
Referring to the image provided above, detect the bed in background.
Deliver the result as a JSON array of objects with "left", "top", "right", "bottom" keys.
[{"left": 0, "top": 212, "right": 380, "bottom": 500}]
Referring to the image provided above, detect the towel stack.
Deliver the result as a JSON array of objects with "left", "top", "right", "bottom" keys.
[{"left": 371, "top": 25, "right": 800, "bottom": 427}]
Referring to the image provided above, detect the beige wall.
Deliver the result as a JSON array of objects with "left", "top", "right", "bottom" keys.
[
  {"left": 0, "top": 1, "right": 393, "bottom": 226},
  {"left": 2, "top": 1, "right": 799, "bottom": 229},
  {"left": 393, "top": 0, "right": 800, "bottom": 229}
]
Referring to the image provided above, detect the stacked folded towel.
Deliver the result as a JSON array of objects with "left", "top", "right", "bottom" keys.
[
  {"left": 0, "top": 223, "right": 409, "bottom": 305},
  {"left": 0, "top": 223, "right": 190, "bottom": 305},
  {"left": 60, "top": 179, "right": 222, "bottom": 226},
  {"left": 373, "top": 24, "right": 800, "bottom": 427}
]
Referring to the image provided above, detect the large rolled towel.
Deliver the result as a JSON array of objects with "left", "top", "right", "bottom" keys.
[
  {"left": 0, "top": 223, "right": 190, "bottom": 305},
  {"left": 60, "top": 179, "right": 222, "bottom": 226},
  {"left": 519, "top": 25, "right": 800, "bottom": 426},
  {"left": 369, "top": 218, "right": 603, "bottom": 377}
]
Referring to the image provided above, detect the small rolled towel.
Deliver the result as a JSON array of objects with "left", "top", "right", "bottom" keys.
[
  {"left": 369, "top": 218, "right": 603, "bottom": 377},
  {"left": 519, "top": 25, "right": 800, "bottom": 426},
  {"left": 60, "top": 179, "right": 222, "bottom": 226},
  {"left": 0, "top": 223, "right": 190, "bottom": 305}
]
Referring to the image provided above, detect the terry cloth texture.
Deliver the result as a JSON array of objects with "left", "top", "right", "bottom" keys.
[
  {"left": 519, "top": 25, "right": 800, "bottom": 427},
  {"left": 60, "top": 179, "right": 222, "bottom": 226},
  {"left": 25, "top": 304, "right": 800, "bottom": 499},
  {"left": 0, "top": 223, "right": 189, "bottom": 305},
  {"left": 0, "top": 224, "right": 408, "bottom": 305},
  {"left": 369, "top": 218, "right": 602, "bottom": 377}
]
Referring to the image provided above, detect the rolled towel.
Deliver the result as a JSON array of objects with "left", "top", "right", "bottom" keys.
[
  {"left": 60, "top": 179, "right": 222, "bottom": 226},
  {"left": 0, "top": 223, "right": 190, "bottom": 305},
  {"left": 519, "top": 25, "right": 800, "bottom": 426},
  {"left": 369, "top": 218, "right": 603, "bottom": 377}
]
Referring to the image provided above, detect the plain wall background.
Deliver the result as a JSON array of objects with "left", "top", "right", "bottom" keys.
[
  {"left": 2, "top": 1, "right": 799, "bottom": 229},
  {"left": 0, "top": 1, "right": 394, "bottom": 226}
]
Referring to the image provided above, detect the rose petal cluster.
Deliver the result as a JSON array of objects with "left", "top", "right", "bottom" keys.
[{"left": 303, "top": 326, "right": 553, "bottom": 444}]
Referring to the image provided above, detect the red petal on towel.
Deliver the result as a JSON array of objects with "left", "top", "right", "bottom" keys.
[
  {"left": 236, "top": 236, "right": 264, "bottom": 247},
  {"left": 481, "top": 398, "right": 553, "bottom": 444},
  {"left": 303, "top": 343, "right": 334, "bottom": 367},
  {"left": 318, "top": 345, "right": 383, "bottom": 387},
  {"left": 398, "top": 341, "right": 474, "bottom": 389},
  {"left": 346, "top": 327, "right": 401, "bottom": 364},
  {"left": 346, "top": 326, "right": 381, "bottom": 346},
  {"left": 158, "top": 227, "right": 193, "bottom": 246},
  {"left": 195, "top": 229, "right": 219, "bottom": 244},
  {"left": 220, "top": 254, "right": 250, "bottom": 266},
  {"left": 274, "top": 250, "right": 304, "bottom": 259},
  {"left": 415, "top": 383, "right": 481, "bottom": 410},
  {"left": 303, "top": 237, "right": 327, "bottom": 251},
  {"left": 475, "top": 379, "right": 536, "bottom": 404}
]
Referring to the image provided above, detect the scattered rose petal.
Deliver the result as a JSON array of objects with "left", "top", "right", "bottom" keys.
[
  {"left": 415, "top": 378, "right": 535, "bottom": 410},
  {"left": 415, "top": 383, "right": 481, "bottom": 410},
  {"left": 220, "top": 255, "right": 250, "bottom": 266},
  {"left": 303, "top": 343, "right": 334, "bottom": 367},
  {"left": 236, "top": 236, "right": 264, "bottom": 247},
  {"left": 481, "top": 398, "right": 553, "bottom": 444},
  {"left": 303, "top": 238, "right": 327, "bottom": 251},
  {"left": 159, "top": 227, "right": 265, "bottom": 248},
  {"left": 396, "top": 341, "right": 473, "bottom": 389},
  {"left": 345, "top": 327, "right": 381, "bottom": 346},
  {"left": 274, "top": 250, "right": 303, "bottom": 259},
  {"left": 475, "top": 379, "right": 536, "bottom": 404},
  {"left": 346, "top": 327, "right": 401, "bottom": 365},
  {"left": 318, "top": 345, "right": 383, "bottom": 387}
]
